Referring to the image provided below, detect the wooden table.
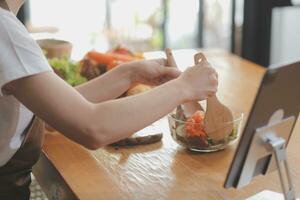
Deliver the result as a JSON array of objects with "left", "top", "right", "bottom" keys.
[{"left": 33, "top": 50, "right": 300, "bottom": 200}]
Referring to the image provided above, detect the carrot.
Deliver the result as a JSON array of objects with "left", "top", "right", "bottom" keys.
[
  {"left": 87, "top": 51, "right": 115, "bottom": 65},
  {"left": 87, "top": 51, "right": 136, "bottom": 65},
  {"left": 107, "top": 60, "right": 120, "bottom": 71},
  {"left": 109, "top": 53, "right": 135, "bottom": 62}
]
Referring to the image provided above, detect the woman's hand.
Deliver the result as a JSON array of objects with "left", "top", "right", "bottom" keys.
[
  {"left": 175, "top": 60, "right": 218, "bottom": 102},
  {"left": 123, "top": 59, "right": 181, "bottom": 86}
]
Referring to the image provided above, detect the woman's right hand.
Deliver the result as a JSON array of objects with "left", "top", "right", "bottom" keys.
[{"left": 175, "top": 60, "right": 218, "bottom": 102}]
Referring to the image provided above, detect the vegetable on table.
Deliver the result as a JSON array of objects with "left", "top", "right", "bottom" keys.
[
  {"left": 48, "top": 57, "right": 87, "bottom": 86},
  {"left": 48, "top": 46, "right": 149, "bottom": 96},
  {"left": 108, "top": 45, "right": 134, "bottom": 56},
  {"left": 87, "top": 51, "right": 136, "bottom": 65},
  {"left": 79, "top": 46, "right": 144, "bottom": 80},
  {"left": 79, "top": 46, "right": 150, "bottom": 96}
]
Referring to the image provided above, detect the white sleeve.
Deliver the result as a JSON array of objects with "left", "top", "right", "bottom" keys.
[{"left": 0, "top": 12, "right": 53, "bottom": 96}]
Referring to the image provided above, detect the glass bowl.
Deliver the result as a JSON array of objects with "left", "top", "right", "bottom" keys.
[{"left": 168, "top": 110, "right": 243, "bottom": 152}]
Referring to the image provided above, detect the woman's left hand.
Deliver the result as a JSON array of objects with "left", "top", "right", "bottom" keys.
[{"left": 125, "top": 59, "right": 181, "bottom": 86}]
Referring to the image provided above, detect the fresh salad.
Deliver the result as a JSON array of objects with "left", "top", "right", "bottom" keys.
[{"left": 169, "top": 110, "right": 239, "bottom": 150}]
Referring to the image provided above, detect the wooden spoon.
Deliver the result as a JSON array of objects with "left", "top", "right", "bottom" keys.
[
  {"left": 194, "top": 52, "right": 234, "bottom": 141},
  {"left": 165, "top": 48, "right": 204, "bottom": 118}
]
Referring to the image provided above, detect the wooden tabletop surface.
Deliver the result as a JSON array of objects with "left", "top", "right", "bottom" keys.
[{"left": 33, "top": 50, "right": 300, "bottom": 200}]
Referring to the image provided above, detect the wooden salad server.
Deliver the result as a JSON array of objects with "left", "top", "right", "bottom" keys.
[
  {"left": 165, "top": 48, "right": 204, "bottom": 118},
  {"left": 194, "top": 52, "right": 234, "bottom": 141}
]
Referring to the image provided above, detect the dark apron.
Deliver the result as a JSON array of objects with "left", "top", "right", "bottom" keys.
[{"left": 0, "top": 117, "right": 45, "bottom": 200}]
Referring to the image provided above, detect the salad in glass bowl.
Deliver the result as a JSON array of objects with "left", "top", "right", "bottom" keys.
[{"left": 168, "top": 109, "right": 243, "bottom": 152}]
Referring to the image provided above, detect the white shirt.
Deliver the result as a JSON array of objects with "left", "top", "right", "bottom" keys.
[{"left": 0, "top": 7, "right": 52, "bottom": 166}]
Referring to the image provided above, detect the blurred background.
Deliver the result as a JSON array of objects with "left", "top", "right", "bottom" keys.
[{"left": 19, "top": 0, "right": 300, "bottom": 66}]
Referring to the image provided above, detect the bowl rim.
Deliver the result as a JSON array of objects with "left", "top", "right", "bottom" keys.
[{"left": 168, "top": 111, "right": 244, "bottom": 125}]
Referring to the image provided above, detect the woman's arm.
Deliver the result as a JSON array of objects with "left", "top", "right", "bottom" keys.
[
  {"left": 6, "top": 61, "right": 217, "bottom": 150},
  {"left": 75, "top": 64, "right": 132, "bottom": 103},
  {"left": 75, "top": 59, "right": 180, "bottom": 103}
]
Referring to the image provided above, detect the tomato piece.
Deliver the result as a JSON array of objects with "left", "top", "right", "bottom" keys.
[
  {"left": 191, "top": 110, "right": 205, "bottom": 123},
  {"left": 185, "top": 110, "right": 207, "bottom": 137}
]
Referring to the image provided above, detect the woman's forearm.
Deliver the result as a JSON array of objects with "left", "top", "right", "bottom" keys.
[
  {"left": 9, "top": 71, "right": 186, "bottom": 150},
  {"left": 75, "top": 65, "right": 133, "bottom": 103},
  {"left": 87, "top": 79, "right": 186, "bottom": 148}
]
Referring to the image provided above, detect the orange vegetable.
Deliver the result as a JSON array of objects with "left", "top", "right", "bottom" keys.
[
  {"left": 193, "top": 111, "right": 205, "bottom": 123},
  {"left": 107, "top": 60, "right": 121, "bottom": 71},
  {"left": 185, "top": 118, "right": 196, "bottom": 135},
  {"left": 109, "top": 46, "right": 134, "bottom": 56},
  {"left": 87, "top": 51, "right": 136, "bottom": 64},
  {"left": 185, "top": 111, "right": 207, "bottom": 138},
  {"left": 87, "top": 51, "right": 115, "bottom": 65},
  {"left": 110, "top": 53, "right": 135, "bottom": 62}
]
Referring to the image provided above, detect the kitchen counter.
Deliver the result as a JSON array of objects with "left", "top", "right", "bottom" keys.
[{"left": 33, "top": 50, "right": 300, "bottom": 200}]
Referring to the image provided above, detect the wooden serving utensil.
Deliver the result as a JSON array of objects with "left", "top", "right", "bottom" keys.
[
  {"left": 194, "top": 52, "right": 234, "bottom": 141},
  {"left": 165, "top": 48, "right": 204, "bottom": 118}
]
